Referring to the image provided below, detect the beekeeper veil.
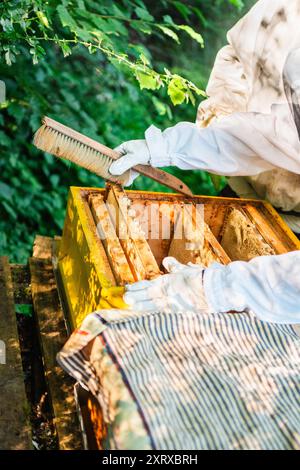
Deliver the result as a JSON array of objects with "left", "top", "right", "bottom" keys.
[{"left": 283, "top": 48, "right": 300, "bottom": 140}]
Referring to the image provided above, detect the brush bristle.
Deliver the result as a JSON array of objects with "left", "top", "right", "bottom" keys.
[{"left": 33, "top": 124, "right": 129, "bottom": 184}]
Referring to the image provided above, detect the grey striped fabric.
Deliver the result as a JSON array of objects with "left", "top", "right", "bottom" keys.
[
  {"left": 58, "top": 308, "right": 300, "bottom": 449},
  {"left": 99, "top": 309, "right": 300, "bottom": 450}
]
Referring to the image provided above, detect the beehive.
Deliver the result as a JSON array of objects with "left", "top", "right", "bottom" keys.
[{"left": 57, "top": 185, "right": 300, "bottom": 329}]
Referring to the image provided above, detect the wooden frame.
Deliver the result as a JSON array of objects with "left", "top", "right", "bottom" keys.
[{"left": 58, "top": 186, "right": 300, "bottom": 329}]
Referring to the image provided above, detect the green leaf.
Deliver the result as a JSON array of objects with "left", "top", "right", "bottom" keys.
[
  {"left": 173, "top": 1, "right": 191, "bottom": 21},
  {"left": 187, "top": 89, "right": 196, "bottom": 106},
  {"left": 167, "top": 78, "right": 185, "bottom": 105},
  {"left": 1, "top": 201, "right": 17, "bottom": 219},
  {"left": 152, "top": 96, "right": 167, "bottom": 116},
  {"left": 131, "top": 20, "right": 152, "bottom": 35},
  {"left": 36, "top": 11, "right": 50, "bottom": 29},
  {"left": 209, "top": 173, "right": 223, "bottom": 191},
  {"left": 0, "top": 130, "right": 11, "bottom": 147},
  {"left": 157, "top": 25, "right": 179, "bottom": 43},
  {"left": 0, "top": 182, "right": 13, "bottom": 200},
  {"left": 139, "top": 52, "right": 150, "bottom": 66},
  {"left": 135, "top": 7, "right": 154, "bottom": 22},
  {"left": 191, "top": 7, "right": 207, "bottom": 27},
  {"left": 0, "top": 232, "right": 7, "bottom": 249},
  {"left": 60, "top": 41, "right": 72, "bottom": 57},
  {"left": 57, "top": 5, "right": 77, "bottom": 30},
  {"left": 15, "top": 304, "right": 33, "bottom": 317},
  {"left": 229, "top": 0, "right": 244, "bottom": 10},
  {"left": 4, "top": 50, "right": 15, "bottom": 66},
  {"left": 163, "top": 15, "right": 174, "bottom": 25},
  {"left": 0, "top": 18, "right": 14, "bottom": 33},
  {"left": 89, "top": 15, "right": 125, "bottom": 36},
  {"left": 76, "top": 28, "right": 94, "bottom": 41},
  {"left": 7, "top": 102, "right": 26, "bottom": 124},
  {"left": 135, "top": 71, "right": 158, "bottom": 90},
  {"left": 178, "top": 25, "right": 204, "bottom": 46}
]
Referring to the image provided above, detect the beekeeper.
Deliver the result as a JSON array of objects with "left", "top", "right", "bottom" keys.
[{"left": 109, "top": 0, "right": 300, "bottom": 324}]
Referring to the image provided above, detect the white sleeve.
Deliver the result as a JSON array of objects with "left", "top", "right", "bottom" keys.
[
  {"left": 196, "top": 0, "right": 273, "bottom": 126},
  {"left": 145, "top": 108, "right": 300, "bottom": 176},
  {"left": 196, "top": 44, "right": 250, "bottom": 127},
  {"left": 203, "top": 251, "right": 300, "bottom": 324}
]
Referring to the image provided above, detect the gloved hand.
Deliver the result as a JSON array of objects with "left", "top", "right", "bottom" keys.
[
  {"left": 124, "top": 256, "right": 209, "bottom": 314},
  {"left": 109, "top": 139, "right": 151, "bottom": 186}
]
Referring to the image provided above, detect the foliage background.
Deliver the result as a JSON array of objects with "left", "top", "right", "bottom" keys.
[{"left": 0, "top": 0, "right": 254, "bottom": 262}]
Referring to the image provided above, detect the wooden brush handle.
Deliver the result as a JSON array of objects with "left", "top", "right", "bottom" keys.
[
  {"left": 43, "top": 117, "right": 193, "bottom": 197},
  {"left": 134, "top": 165, "right": 193, "bottom": 196}
]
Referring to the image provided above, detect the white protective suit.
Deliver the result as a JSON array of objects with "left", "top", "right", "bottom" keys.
[
  {"left": 197, "top": 0, "right": 300, "bottom": 231},
  {"left": 112, "top": 0, "right": 300, "bottom": 223},
  {"left": 109, "top": 0, "right": 300, "bottom": 325}
]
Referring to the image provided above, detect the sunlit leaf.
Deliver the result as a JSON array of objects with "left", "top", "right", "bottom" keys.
[
  {"left": 135, "top": 71, "right": 158, "bottom": 90},
  {"left": 167, "top": 78, "right": 185, "bottom": 105},
  {"left": 36, "top": 11, "right": 50, "bottom": 29},
  {"left": 157, "top": 25, "right": 180, "bottom": 43},
  {"left": 178, "top": 25, "right": 204, "bottom": 46}
]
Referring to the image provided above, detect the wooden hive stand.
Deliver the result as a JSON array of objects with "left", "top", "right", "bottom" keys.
[{"left": 0, "top": 235, "right": 84, "bottom": 450}]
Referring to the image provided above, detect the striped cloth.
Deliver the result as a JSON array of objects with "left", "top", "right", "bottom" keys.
[{"left": 58, "top": 308, "right": 300, "bottom": 450}]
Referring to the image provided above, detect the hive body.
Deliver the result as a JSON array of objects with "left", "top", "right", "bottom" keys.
[{"left": 58, "top": 186, "right": 300, "bottom": 329}]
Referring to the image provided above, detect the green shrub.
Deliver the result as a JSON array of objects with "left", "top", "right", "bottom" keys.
[{"left": 0, "top": 0, "right": 253, "bottom": 262}]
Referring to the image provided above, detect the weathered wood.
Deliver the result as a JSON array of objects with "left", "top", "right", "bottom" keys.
[
  {"left": 33, "top": 235, "right": 54, "bottom": 259},
  {"left": 10, "top": 264, "right": 31, "bottom": 304},
  {"left": 106, "top": 185, "right": 161, "bottom": 280},
  {"left": 0, "top": 257, "right": 32, "bottom": 449},
  {"left": 30, "top": 237, "right": 83, "bottom": 450},
  {"left": 243, "top": 205, "right": 289, "bottom": 254},
  {"left": 89, "top": 194, "right": 135, "bottom": 285}
]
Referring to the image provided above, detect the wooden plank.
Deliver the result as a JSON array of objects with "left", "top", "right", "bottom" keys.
[
  {"left": 89, "top": 194, "right": 135, "bottom": 285},
  {"left": 243, "top": 204, "right": 291, "bottom": 254},
  {"left": 0, "top": 257, "right": 32, "bottom": 449},
  {"left": 33, "top": 235, "right": 53, "bottom": 259},
  {"left": 10, "top": 264, "right": 31, "bottom": 304},
  {"left": 106, "top": 185, "right": 161, "bottom": 280},
  {"left": 30, "top": 239, "right": 83, "bottom": 450}
]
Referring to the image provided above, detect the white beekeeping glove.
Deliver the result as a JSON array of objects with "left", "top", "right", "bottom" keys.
[
  {"left": 124, "top": 256, "right": 210, "bottom": 313},
  {"left": 110, "top": 139, "right": 151, "bottom": 185}
]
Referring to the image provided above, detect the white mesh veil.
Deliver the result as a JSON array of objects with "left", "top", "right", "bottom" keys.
[{"left": 283, "top": 48, "right": 300, "bottom": 140}]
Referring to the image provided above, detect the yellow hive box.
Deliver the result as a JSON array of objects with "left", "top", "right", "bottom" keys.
[{"left": 58, "top": 186, "right": 300, "bottom": 330}]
